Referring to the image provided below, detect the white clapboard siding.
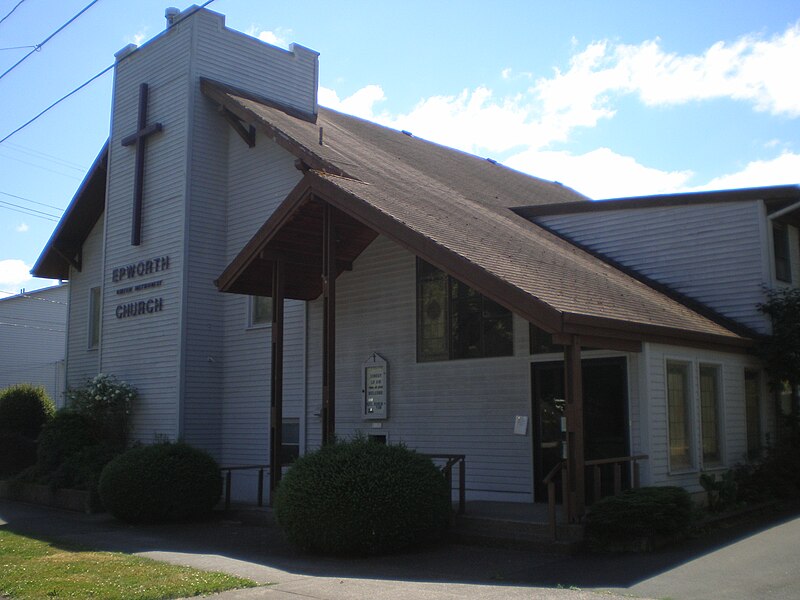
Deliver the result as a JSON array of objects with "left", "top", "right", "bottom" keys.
[
  {"left": 536, "top": 201, "right": 770, "bottom": 333},
  {"left": 65, "top": 217, "right": 104, "bottom": 395},
  {"left": 0, "top": 284, "right": 67, "bottom": 405},
  {"left": 641, "top": 342, "right": 771, "bottom": 494},
  {"left": 305, "top": 236, "right": 536, "bottom": 502}
]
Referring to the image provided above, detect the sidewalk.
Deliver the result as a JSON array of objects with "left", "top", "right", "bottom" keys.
[{"left": 1, "top": 498, "right": 798, "bottom": 599}]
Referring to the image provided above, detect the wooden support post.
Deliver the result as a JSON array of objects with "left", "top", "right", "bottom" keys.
[
  {"left": 564, "top": 340, "right": 585, "bottom": 521},
  {"left": 269, "top": 259, "right": 285, "bottom": 502},
  {"left": 321, "top": 204, "right": 336, "bottom": 445}
]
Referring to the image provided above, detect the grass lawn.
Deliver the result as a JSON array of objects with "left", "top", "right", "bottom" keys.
[{"left": 0, "top": 529, "right": 258, "bottom": 599}]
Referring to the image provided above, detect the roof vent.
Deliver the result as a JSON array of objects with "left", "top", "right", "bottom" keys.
[
  {"left": 165, "top": 7, "right": 180, "bottom": 28},
  {"left": 486, "top": 158, "right": 497, "bottom": 165},
  {"left": 401, "top": 130, "right": 413, "bottom": 137}
]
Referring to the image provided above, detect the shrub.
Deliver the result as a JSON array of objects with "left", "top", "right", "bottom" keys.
[
  {"left": 0, "top": 432, "right": 38, "bottom": 477},
  {"left": 67, "top": 374, "right": 135, "bottom": 452},
  {"left": 735, "top": 443, "right": 800, "bottom": 502},
  {"left": 98, "top": 442, "right": 221, "bottom": 523},
  {"left": 585, "top": 486, "right": 693, "bottom": 549},
  {"left": 0, "top": 384, "right": 55, "bottom": 439},
  {"left": 274, "top": 437, "right": 451, "bottom": 555},
  {"left": 36, "top": 411, "right": 96, "bottom": 473}
]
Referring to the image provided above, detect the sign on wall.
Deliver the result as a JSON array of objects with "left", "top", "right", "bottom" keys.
[{"left": 362, "top": 353, "right": 388, "bottom": 420}]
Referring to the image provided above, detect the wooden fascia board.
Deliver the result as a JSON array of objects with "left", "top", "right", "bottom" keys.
[
  {"left": 307, "top": 173, "right": 564, "bottom": 333},
  {"left": 216, "top": 179, "right": 315, "bottom": 292},
  {"left": 561, "top": 312, "right": 753, "bottom": 353},
  {"left": 552, "top": 332, "right": 642, "bottom": 353},
  {"left": 200, "top": 80, "right": 346, "bottom": 178}
]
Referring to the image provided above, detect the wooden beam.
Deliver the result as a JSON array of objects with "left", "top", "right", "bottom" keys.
[
  {"left": 260, "top": 250, "right": 353, "bottom": 271},
  {"left": 221, "top": 107, "right": 255, "bottom": 148},
  {"left": 552, "top": 333, "right": 642, "bottom": 354},
  {"left": 321, "top": 203, "right": 336, "bottom": 444},
  {"left": 564, "top": 339, "right": 585, "bottom": 521},
  {"left": 269, "top": 259, "right": 285, "bottom": 502}
]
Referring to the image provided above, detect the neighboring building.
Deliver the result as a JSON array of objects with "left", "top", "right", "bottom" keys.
[
  {"left": 0, "top": 284, "right": 68, "bottom": 404},
  {"left": 32, "top": 6, "right": 799, "bottom": 513}
]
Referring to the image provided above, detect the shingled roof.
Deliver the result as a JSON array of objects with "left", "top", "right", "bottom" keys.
[{"left": 207, "top": 80, "right": 750, "bottom": 351}]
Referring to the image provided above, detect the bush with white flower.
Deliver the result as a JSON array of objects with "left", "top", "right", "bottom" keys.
[{"left": 67, "top": 374, "right": 136, "bottom": 452}]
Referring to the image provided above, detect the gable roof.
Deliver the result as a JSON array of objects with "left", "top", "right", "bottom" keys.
[
  {"left": 207, "top": 80, "right": 750, "bottom": 351},
  {"left": 31, "top": 143, "right": 108, "bottom": 280}
]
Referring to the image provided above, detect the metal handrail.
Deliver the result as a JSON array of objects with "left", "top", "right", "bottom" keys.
[
  {"left": 219, "top": 464, "right": 270, "bottom": 510},
  {"left": 421, "top": 453, "right": 466, "bottom": 515}
]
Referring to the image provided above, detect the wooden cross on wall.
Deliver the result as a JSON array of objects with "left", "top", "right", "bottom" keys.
[{"left": 121, "top": 83, "right": 163, "bottom": 246}]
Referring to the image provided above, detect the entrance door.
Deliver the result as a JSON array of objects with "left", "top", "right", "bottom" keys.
[{"left": 531, "top": 357, "right": 629, "bottom": 502}]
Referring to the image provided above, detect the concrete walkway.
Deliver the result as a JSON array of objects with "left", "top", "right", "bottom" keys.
[{"left": 1, "top": 499, "right": 798, "bottom": 599}]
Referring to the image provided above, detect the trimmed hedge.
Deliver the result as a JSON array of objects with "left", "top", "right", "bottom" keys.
[
  {"left": 36, "top": 411, "right": 96, "bottom": 473},
  {"left": 0, "top": 384, "right": 55, "bottom": 439},
  {"left": 585, "top": 486, "right": 693, "bottom": 549},
  {"left": 98, "top": 442, "right": 222, "bottom": 523},
  {"left": 0, "top": 432, "right": 38, "bottom": 477},
  {"left": 274, "top": 438, "right": 451, "bottom": 555}
]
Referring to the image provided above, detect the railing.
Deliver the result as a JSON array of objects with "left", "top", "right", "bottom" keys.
[
  {"left": 219, "top": 465, "right": 269, "bottom": 511},
  {"left": 422, "top": 453, "right": 466, "bottom": 515},
  {"left": 544, "top": 454, "right": 648, "bottom": 540}
]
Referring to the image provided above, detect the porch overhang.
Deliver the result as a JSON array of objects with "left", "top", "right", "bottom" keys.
[{"left": 216, "top": 171, "right": 753, "bottom": 354}]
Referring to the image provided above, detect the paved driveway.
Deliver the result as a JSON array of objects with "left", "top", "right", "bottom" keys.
[{"left": 1, "top": 499, "right": 798, "bottom": 599}]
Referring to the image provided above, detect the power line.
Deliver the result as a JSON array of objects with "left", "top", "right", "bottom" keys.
[
  {"left": 0, "top": 45, "right": 37, "bottom": 51},
  {"left": 3, "top": 141, "right": 87, "bottom": 171},
  {"left": 0, "top": 0, "right": 26, "bottom": 26},
  {"left": 0, "top": 190, "right": 64, "bottom": 211},
  {"left": 0, "top": 0, "right": 101, "bottom": 82},
  {"left": 0, "top": 62, "right": 113, "bottom": 145},
  {"left": 0, "top": 199, "right": 60, "bottom": 221},
  {"left": 0, "top": 289, "right": 67, "bottom": 304},
  {"left": 0, "top": 152, "right": 83, "bottom": 180}
]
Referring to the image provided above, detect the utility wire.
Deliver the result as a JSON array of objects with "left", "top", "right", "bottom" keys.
[
  {"left": 3, "top": 142, "right": 87, "bottom": 171},
  {"left": 0, "top": 62, "right": 113, "bottom": 145},
  {"left": 0, "top": 0, "right": 217, "bottom": 145},
  {"left": 0, "top": 45, "right": 37, "bottom": 51},
  {"left": 0, "top": 190, "right": 64, "bottom": 211},
  {"left": 0, "top": 289, "right": 67, "bottom": 304},
  {"left": 0, "top": 0, "right": 26, "bottom": 26},
  {"left": 0, "top": 199, "right": 60, "bottom": 221},
  {"left": 0, "top": 0, "right": 100, "bottom": 81}
]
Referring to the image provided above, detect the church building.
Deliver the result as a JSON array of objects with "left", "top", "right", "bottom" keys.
[{"left": 33, "top": 6, "right": 800, "bottom": 517}]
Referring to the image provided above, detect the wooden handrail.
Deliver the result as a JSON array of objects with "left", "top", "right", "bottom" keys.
[
  {"left": 220, "top": 465, "right": 270, "bottom": 510},
  {"left": 543, "top": 454, "right": 649, "bottom": 541},
  {"left": 422, "top": 453, "right": 466, "bottom": 515}
]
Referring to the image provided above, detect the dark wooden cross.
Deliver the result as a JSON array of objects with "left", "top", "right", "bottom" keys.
[{"left": 121, "top": 83, "right": 163, "bottom": 246}]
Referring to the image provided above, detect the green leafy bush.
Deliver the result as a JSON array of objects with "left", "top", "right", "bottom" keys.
[
  {"left": 585, "top": 486, "right": 693, "bottom": 549},
  {"left": 0, "top": 432, "right": 38, "bottom": 477},
  {"left": 67, "top": 374, "right": 135, "bottom": 452},
  {"left": 98, "top": 442, "right": 221, "bottom": 523},
  {"left": 36, "top": 411, "right": 96, "bottom": 473},
  {"left": 0, "top": 384, "right": 55, "bottom": 439},
  {"left": 735, "top": 443, "right": 800, "bottom": 502},
  {"left": 274, "top": 437, "right": 451, "bottom": 555}
]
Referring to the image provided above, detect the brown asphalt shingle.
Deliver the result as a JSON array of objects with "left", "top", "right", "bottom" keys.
[{"left": 208, "top": 81, "right": 747, "bottom": 346}]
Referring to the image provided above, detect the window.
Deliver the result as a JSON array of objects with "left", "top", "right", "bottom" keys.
[
  {"left": 529, "top": 324, "right": 562, "bottom": 354},
  {"left": 744, "top": 370, "right": 762, "bottom": 460},
  {"left": 773, "top": 224, "right": 791, "bottom": 283},
  {"left": 666, "top": 361, "right": 693, "bottom": 471},
  {"left": 280, "top": 418, "right": 300, "bottom": 464},
  {"left": 249, "top": 295, "right": 272, "bottom": 327},
  {"left": 416, "top": 259, "right": 513, "bottom": 361},
  {"left": 88, "top": 286, "right": 101, "bottom": 349},
  {"left": 699, "top": 364, "right": 722, "bottom": 467}
]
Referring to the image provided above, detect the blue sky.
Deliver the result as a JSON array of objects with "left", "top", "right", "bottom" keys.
[{"left": 1, "top": 0, "right": 799, "bottom": 293}]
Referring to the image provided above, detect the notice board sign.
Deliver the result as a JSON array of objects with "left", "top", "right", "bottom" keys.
[{"left": 362, "top": 353, "right": 388, "bottom": 420}]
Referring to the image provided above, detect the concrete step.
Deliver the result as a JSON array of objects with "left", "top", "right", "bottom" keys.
[{"left": 452, "top": 514, "right": 584, "bottom": 554}]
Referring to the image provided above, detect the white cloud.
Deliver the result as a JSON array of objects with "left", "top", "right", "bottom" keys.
[
  {"left": 539, "top": 23, "right": 800, "bottom": 118},
  {"left": 128, "top": 30, "right": 147, "bottom": 46},
  {"left": 688, "top": 152, "right": 800, "bottom": 192},
  {"left": 505, "top": 147, "right": 693, "bottom": 199},
  {"left": 15, "top": 223, "right": 29, "bottom": 233},
  {"left": 319, "top": 21, "right": 800, "bottom": 198},
  {"left": 0, "top": 259, "right": 33, "bottom": 288},
  {"left": 246, "top": 26, "right": 292, "bottom": 49}
]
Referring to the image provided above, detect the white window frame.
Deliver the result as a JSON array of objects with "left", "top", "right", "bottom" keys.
[
  {"left": 88, "top": 286, "right": 101, "bottom": 350},
  {"left": 698, "top": 362, "right": 725, "bottom": 469},
  {"left": 247, "top": 295, "right": 272, "bottom": 329},
  {"left": 665, "top": 359, "right": 696, "bottom": 474}
]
